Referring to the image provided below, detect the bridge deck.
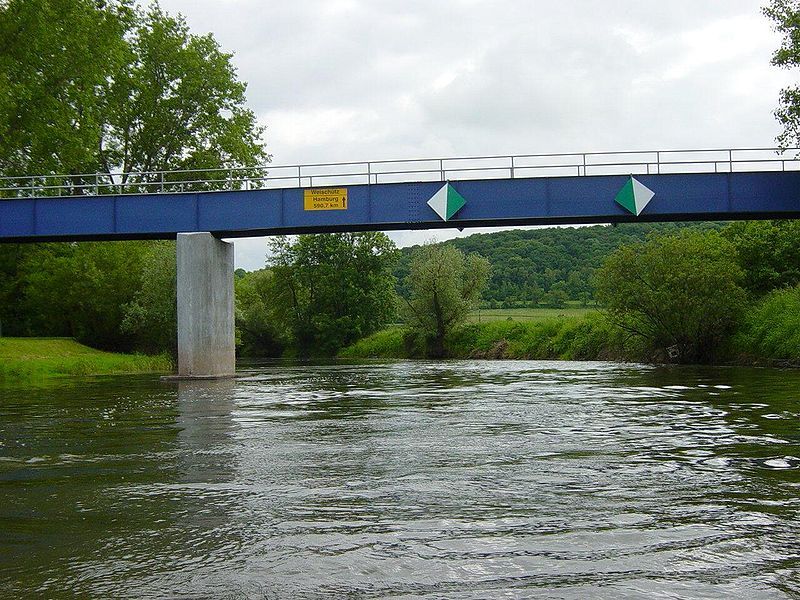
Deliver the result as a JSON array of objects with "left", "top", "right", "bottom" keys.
[{"left": 2, "top": 148, "right": 799, "bottom": 242}]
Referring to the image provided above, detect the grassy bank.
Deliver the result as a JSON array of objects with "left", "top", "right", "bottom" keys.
[
  {"left": 340, "top": 314, "right": 625, "bottom": 361},
  {"left": 0, "top": 338, "right": 172, "bottom": 382},
  {"left": 730, "top": 286, "right": 800, "bottom": 365}
]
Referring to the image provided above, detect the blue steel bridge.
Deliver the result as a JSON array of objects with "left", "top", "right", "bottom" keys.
[
  {"left": 1, "top": 147, "right": 799, "bottom": 242},
  {"left": 2, "top": 147, "right": 799, "bottom": 378}
]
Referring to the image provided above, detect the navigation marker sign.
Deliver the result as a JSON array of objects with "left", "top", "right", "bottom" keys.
[
  {"left": 427, "top": 183, "right": 467, "bottom": 221},
  {"left": 615, "top": 176, "right": 655, "bottom": 216}
]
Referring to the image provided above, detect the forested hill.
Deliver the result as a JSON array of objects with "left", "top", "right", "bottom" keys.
[{"left": 394, "top": 223, "right": 721, "bottom": 308}]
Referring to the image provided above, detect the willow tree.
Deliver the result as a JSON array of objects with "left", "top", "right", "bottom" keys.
[{"left": 402, "top": 244, "right": 490, "bottom": 358}]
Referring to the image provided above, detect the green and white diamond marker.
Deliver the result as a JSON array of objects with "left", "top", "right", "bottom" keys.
[
  {"left": 615, "top": 176, "right": 655, "bottom": 216},
  {"left": 427, "top": 183, "right": 467, "bottom": 221}
]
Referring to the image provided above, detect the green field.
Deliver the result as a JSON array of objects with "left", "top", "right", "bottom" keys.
[
  {"left": 0, "top": 338, "right": 172, "bottom": 382},
  {"left": 469, "top": 307, "right": 597, "bottom": 323}
]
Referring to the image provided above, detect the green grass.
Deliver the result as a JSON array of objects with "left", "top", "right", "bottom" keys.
[
  {"left": 338, "top": 327, "right": 410, "bottom": 359},
  {"left": 731, "top": 285, "right": 800, "bottom": 364},
  {"left": 468, "top": 307, "right": 597, "bottom": 323},
  {"left": 447, "top": 314, "right": 621, "bottom": 360},
  {"left": 340, "top": 313, "right": 624, "bottom": 361},
  {"left": 0, "top": 337, "right": 173, "bottom": 382},
  {"left": 344, "top": 292, "right": 800, "bottom": 365}
]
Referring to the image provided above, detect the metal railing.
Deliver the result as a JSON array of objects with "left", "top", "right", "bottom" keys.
[{"left": 1, "top": 147, "right": 798, "bottom": 199}]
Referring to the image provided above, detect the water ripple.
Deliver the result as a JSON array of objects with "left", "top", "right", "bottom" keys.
[{"left": 1, "top": 362, "right": 799, "bottom": 598}]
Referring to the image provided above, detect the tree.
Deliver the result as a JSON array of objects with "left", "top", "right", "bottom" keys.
[
  {"left": 267, "top": 233, "right": 398, "bottom": 356},
  {"left": 402, "top": 244, "right": 490, "bottom": 358},
  {"left": 543, "top": 286, "right": 569, "bottom": 309},
  {"left": 764, "top": 0, "right": 800, "bottom": 149},
  {"left": 100, "top": 3, "right": 267, "bottom": 189},
  {"left": 0, "top": 0, "right": 267, "bottom": 191},
  {"left": 722, "top": 220, "right": 800, "bottom": 295},
  {"left": 0, "top": 0, "right": 131, "bottom": 181},
  {"left": 120, "top": 242, "right": 177, "bottom": 354},
  {"left": 595, "top": 231, "right": 747, "bottom": 364},
  {"left": 0, "top": 0, "right": 266, "bottom": 351},
  {"left": 20, "top": 242, "right": 147, "bottom": 350},
  {"left": 234, "top": 269, "right": 287, "bottom": 356},
  {"left": 0, "top": 241, "right": 178, "bottom": 352},
  {"left": 0, "top": 244, "right": 34, "bottom": 336}
]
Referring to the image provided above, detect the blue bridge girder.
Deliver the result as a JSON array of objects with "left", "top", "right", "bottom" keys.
[{"left": 1, "top": 163, "right": 800, "bottom": 243}]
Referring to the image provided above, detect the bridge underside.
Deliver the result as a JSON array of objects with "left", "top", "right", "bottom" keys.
[{"left": 2, "top": 171, "right": 800, "bottom": 243}]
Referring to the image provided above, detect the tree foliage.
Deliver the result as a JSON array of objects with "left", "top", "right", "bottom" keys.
[
  {"left": 764, "top": 0, "right": 800, "bottom": 149},
  {"left": 402, "top": 244, "right": 490, "bottom": 358},
  {"left": 722, "top": 220, "right": 800, "bottom": 295},
  {"left": 234, "top": 269, "right": 287, "bottom": 356},
  {"left": 0, "top": 241, "right": 175, "bottom": 352},
  {"left": 0, "top": 0, "right": 131, "bottom": 179},
  {"left": 267, "top": 233, "right": 398, "bottom": 356},
  {"left": 0, "top": 0, "right": 267, "bottom": 187},
  {"left": 17, "top": 242, "right": 146, "bottom": 350},
  {"left": 0, "top": 0, "right": 267, "bottom": 351},
  {"left": 595, "top": 231, "right": 747, "bottom": 364},
  {"left": 120, "top": 242, "right": 177, "bottom": 354}
]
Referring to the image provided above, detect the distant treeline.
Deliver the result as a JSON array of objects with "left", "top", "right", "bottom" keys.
[{"left": 394, "top": 223, "right": 722, "bottom": 308}]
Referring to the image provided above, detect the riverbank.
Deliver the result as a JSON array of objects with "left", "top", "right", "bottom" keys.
[
  {"left": 0, "top": 338, "right": 172, "bottom": 382},
  {"left": 339, "top": 315, "right": 625, "bottom": 361},
  {"left": 340, "top": 299, "right": 800, "bottom": 365}
]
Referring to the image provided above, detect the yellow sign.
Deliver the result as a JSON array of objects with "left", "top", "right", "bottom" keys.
[{"left": 304, "top": 188, "right": 348, "bottom": 211}]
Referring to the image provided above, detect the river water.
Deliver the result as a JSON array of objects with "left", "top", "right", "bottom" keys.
[{"left": 1, "top": 360, "right": 799, "bottom": 599}]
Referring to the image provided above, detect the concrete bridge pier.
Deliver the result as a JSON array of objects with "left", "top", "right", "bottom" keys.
[{"left": 176, "top": 232, "right": 235, "bottom": 378}]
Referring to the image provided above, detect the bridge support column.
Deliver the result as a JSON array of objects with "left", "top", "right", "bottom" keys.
[{"left": 176, "top": 232, "right": 235, "bottom": 378}]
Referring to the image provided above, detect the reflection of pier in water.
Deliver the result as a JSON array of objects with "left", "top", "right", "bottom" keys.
[{"left": 176, "top": 379, "right": 238, "bottom": 483}]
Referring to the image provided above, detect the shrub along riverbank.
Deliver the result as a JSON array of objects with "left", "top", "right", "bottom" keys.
[{"left": 0, "top": 338, "right": 172, "bottom": 382}]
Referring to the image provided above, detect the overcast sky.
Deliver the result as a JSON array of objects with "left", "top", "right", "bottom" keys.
[{"left": 158, "top": 0, "right": 793, "bottom": 270}]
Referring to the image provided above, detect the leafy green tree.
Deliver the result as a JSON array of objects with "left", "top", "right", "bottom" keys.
[
  {"left": 402, "top": 244, "right": 490, "bottom": 358},
  {"left": 0, "top": 244, "right": 34, "bottom": 336},
  {"left": 722, "top": 220, "right": 800, "bottom": 295},
  {"left": 0, "top": 241, "right": 177, "bottom": 352},
  {"left": 20, "top": 243, "right": 146, "bottom": 350},
  {"left": 595, "top": 231, "right": 747, "bottom": 364},
  {"left": 0, "top": 0, "right": 131, "bottom": 181},
  {"left": 101, "top": 3, "right": 267, "bottom": 188},
  {"left": 0, "top": 0, "right": 267, "bottom": 190},
  {"left": 120, "top": 242, "right": 177, "bottom": 354},
  {"left": 0, "top": 0, "right": 267, "bottom": 351},
  {"left": 543, "top": 286, "right": 569, "bottom": 309},
  {"left": 764, "top": 0, "right": 800, "bottom": 149},
  {"left": 268, "top": 233, "right": 398, "bottom": 356},
  {"left": 234, "top": 269, "right": 287, "bottom": 356}
]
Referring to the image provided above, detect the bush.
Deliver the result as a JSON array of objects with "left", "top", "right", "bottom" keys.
[
  {"left": 595, "top": 231, "right": 747, "bottom": 364},
  {"left": 338, "top": 327, "right": 413, "bottom": 359},
  {"left": 435, "top": 315, "right": 624, "bottom": 360},
  {"left": 732, "top": 285, "right": 800, "bottom": 362}
]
